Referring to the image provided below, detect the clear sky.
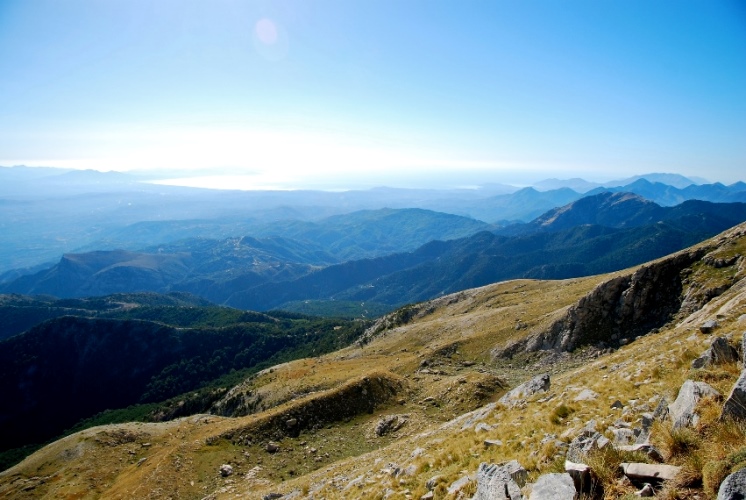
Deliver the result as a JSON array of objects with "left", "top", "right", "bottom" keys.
[{"left": 1, "top": 0, "right": 745, "bottom": 189}]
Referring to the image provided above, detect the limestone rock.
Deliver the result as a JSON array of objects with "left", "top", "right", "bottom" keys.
[
  {"left": 219, "top": 464, "right": 233, "bottom": 477},
  {"left": 717, "top": 466, "right": 746, "bottom": 499},
  {"left": 472, "top": 461, "right": 526, "bottom": 500},
  {"left": 669, "top": 380, "right": 720, "bottom": 429},
  {"left": 499, "top": 373, "right": 550, "bottom": 407},
  {"left": 617, "top": 444, "right": 664, "bottom": 463},
  {"left": 567, "top": 430, "right": 610, "bottom": 462},
  {"left": 692, "top": 337, "right": 739, "bottom": 368},
  {"left": 611, "top": 427, "right": 636, "bottom": 446},
  {"left": 565, "top": 460, "right": 594, "bottom": 495},
  {"left": 621, "top": 462, "right": 681, "bottom": 483},
  {"left": 375, "top": 414, "right": 408, "bottom": 437},
  {"left": 529, "top": 473, "right": 576, "bottom": 499},
  {"left": 447, "top": 475, "right": 471, "bottom": 496},
  {"left": 636, "top": 483, "right": 655, "bottom": 497},
  {"left": 574, "top": 389, "right": 598, "bottom": 402},
  {"left": 722, "top": 369, "right": 746, "bottom": 421},
  {"left": 700, "top": 320, "right": 719, "bottom": 333}
]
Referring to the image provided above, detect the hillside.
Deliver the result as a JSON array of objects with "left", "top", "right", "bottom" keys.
[{"left": 2, "top": 221, "right": 745, "bottom": 498}]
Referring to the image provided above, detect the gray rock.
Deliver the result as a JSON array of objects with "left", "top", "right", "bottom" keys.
[
  {"left": 219, "top": 464, "right": 233, "bottom": 477},
  {"left": 567, "top": 430, "right": 610, "bottom": 462},
  {"left": 375, "top": 414, "right": 408, "bottom": 436},
  {"left": 565, "top": 460, "right": 594, "bottom": 495},
  {"left": 425, "top": 475, "right": 442, "bottom": 490},
  {"left": 266, "top": 441, "right": 279, "bottom": 453},
  {"left": 611, "top": 427, "right": 636, "bottom": 446},
  {"left": 692, "top": 337, "right": 739, "bottom": 368},
  {"left": 499, "top": 373, "right": 550, "bottom": 407},
  {"left": 529, "top": 473, "right": 576, "bottom": 499},
  {"left": 484, "top": 439, "right": 503, "bottom": 447},
  {"left": 636, "top": 483, "right": 655, "bottom": 497},
  {"left": 447, "top": 475, "right": 471, "bottom": 496},
  {"left": 621, "top": 462, "right": 681, "bottom": 483},
  {"left": 475, "top": 423, "right": 494, "bottom": 432},
  {"left": 472, "top": 461, "right": 526, "bottom": 500},
  {"left": 669, "top": 380, "right": 720, "bottom": 429},
  {"left": 617, "top": 443, "right": 664, "bottom": 463},
  {"left": 701, "top": 320, "right": 719, "bottom": 334},
  {"left": 717, "top": 466, "right": 746, "bottom": 499},
  {"left": 722, "top": 369, "right": 746, "bottom": 421},
  {"left": 420, "top": 492, "right": 434, "bottom": 500},
  {"left": 742, "top": 332, "right": 746, "bottom": 365},
  {"left": 574, "top": 389, "right": 598, "bottom": 402},
  {"left": 610, "top": 400, "right": 624, "bottom": 409},
  {"left": 263, "top": 494, "right": 283, "bottom": 500}
]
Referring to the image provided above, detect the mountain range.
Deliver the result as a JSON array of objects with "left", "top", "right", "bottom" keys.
[{"left": 5, "top": 192, "right": 746, "bottom": 315}]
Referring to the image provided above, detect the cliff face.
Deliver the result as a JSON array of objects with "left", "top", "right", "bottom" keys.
[{"left": 496, "top": 223, "right": 746, "bottom": 357}]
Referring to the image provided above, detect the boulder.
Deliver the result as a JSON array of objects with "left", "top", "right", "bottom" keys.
[
  {"left": 611, "top": 427, "right": 636, "bottom": 446},
  {"left": 574, "top": 389, "right": 599, "bottom": 402},
  {"left": 692, "top": 337, "right": 739, "bottom": 368},
  {"left": 265, "top": 442, "right": 280, "bottom": 453},
  {"left": 669, "top": 380, "right": 720, "bottom": 429},
  {"left": 717, "top": 466, "right": 746, "bottom": 499},
  {"left": 499, "top": 373, "right": 550, "bottom": 407},
  {"left": 621, "top": 463, "right": 681, "bottom": 483},
  {"left": 219, "top": 464, "right": 233, "bottom": 477},
  {"left": 375, "top": 414, "right": 408, "bottom": 436},
  {"left": 722, "top": 369, "right": 746, "bottom": 421},
  {"left": 701, "top": 320, "right": 719, "bottom": 334},
  {"left": 567, "top": 430, "right": 610, "bottom": 462},
  {"left": 472, "top": 461, "right": 526, "bottom": 500},
  {"left": 529, "top": 473, "right": 576, "bottom": 499},
  {"left": 565, "top": 460, "right": 595, "bottom": 495}
]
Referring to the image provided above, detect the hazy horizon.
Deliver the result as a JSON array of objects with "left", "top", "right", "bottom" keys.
[{"left": 1, "top": 1, "right": 744, "bottom": 189}]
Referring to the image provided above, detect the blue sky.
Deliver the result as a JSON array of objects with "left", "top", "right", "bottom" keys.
[{"left": 1, "top": 0, "right": 744, "bottom": 189}]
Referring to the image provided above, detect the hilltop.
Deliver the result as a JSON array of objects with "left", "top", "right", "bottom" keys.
[{"left": 2, "top": 221, "right": 745, "bottom": 498}]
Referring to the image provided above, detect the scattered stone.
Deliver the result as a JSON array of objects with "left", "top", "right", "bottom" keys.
[
  {"left": 475, "top": 423, "right": 494, "bottom": 433},
  {"left": 610, "top": 400, "right": 624, "bottom": 409},
  {"left": 484, "top": 439, "right": 503, "bottom": 447},
  {"left": 722, "top": 369, "right": 746, "bottom": 421},
  {"left": 529, "top": 473, "right": 576, "bottom": 499},
  {"left": 263, "top": 494, "right": 283, "bottom": 500},
  {"left": 636, "top": 483, "right": 655, "bottom": 497},
  {"left": 574, "top": 389, "right": 598, "bottom": 402},
  {"left": 420, "top": 492, "right": 434, "bottom": 500},
  {"left": 410, "top": 447, "right": 426, "bottom": 458},
  {"left": 621, "top": 463, "right": 681, "bottom": 483},
  {"left": 742, "top": 332, "right": 746, "bottom": 365},
  {"left": 219, "top": 464, "right": 233, "bottom": 477},
  {"left": 266, "top": 442, "right": 280, "bottom": 453},
  {"left": 375, "top": 414, "right": 408, "bottom": 437},
  {"left": 498, "top": 373, "right": 550, "bottom": 407},
  {"left": 567, "top": 430, "right": 610, "bottom": 462},
  {"left": 692, "top": 337, "right": 739, "bottom": 368},
  {"left": 285, "top": 418, "right": 297, "bottom": 428},
  {"left": 669, "top": 380, "right": 720, "bottom": 429},
  {"left": 717, "top": 466, "right": 746, "bottom": 499},
  {"left": 700, "top": 320, "right": 719, "bottom": 334},
  {"left": 472, "top": 461, "right": 526, "bottom": 500}
]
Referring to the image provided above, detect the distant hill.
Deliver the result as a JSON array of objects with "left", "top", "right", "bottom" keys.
[{"left": 5, "top": 195, "right": 746, "bottom": 313}]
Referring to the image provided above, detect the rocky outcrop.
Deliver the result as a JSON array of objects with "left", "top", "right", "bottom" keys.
[
  {"left": 567, "top": 430, "right": 610, "bottom": 462},
  {"left": 621, "top": 463, "right": 681, "bottom": 483},
  {"left": 496, "top": 248, "right": 705, "bottom": 356}
]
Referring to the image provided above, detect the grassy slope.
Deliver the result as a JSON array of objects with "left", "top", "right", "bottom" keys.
[{"left": 1, "top": 222, "right": 745, "bottom": 499}]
